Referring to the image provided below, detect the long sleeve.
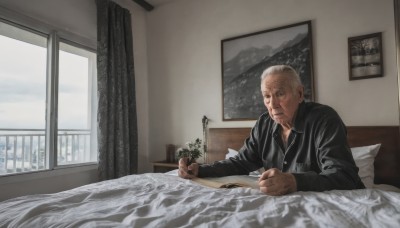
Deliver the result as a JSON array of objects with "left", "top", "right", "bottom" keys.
[
  {"left": 198, "top": 121, "right": 264, "bottom": 178},
  {"left": 292, "top": 114, "right": 364, "bottom": 191}
]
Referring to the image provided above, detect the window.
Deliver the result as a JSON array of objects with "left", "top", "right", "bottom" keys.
[
  {"left": 0, "top": 19, "right": 97, "bottom": 175},
  {"left": 57, "top": 42, "right": 97, "bottom": 165}
]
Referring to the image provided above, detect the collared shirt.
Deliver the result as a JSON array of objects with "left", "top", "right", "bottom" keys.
[{"left": 198, "top": 101, "right": 365, "bottom": 191}]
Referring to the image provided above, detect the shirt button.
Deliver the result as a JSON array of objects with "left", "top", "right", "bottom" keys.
[{"left": 283, "top": 161, "right": 287, "bottom": 165}]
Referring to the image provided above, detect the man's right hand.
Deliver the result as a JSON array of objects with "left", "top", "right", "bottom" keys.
[{"left": 178, "top": 158, "right": 199, "bottom": 179}]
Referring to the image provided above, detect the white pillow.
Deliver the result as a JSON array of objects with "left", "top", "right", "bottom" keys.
[
  {"left": 226, "top": 148, "right": 239, "bottom": 159},
  {"left": 350, "top": 144, "right": 381, "bottom": 188}
]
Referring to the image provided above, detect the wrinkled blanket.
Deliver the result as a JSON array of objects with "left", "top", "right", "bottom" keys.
[{"left": 1, "top": 173, "right": 399, "bottom": 227}]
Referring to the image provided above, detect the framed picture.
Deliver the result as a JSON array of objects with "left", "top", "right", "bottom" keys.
[
  {"left": 348, "top": 32, "right": 383, "bottom": 80},
  {"left": 221, "top": 21, "right": 314, "bottom": 121}
]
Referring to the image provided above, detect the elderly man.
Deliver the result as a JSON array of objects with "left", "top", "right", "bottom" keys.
[{"left": 178, "top": 65, "right": 364, "bottom": 195}]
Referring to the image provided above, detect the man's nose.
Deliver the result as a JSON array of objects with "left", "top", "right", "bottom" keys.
[{"left": 270, "top": 96, "right": 279, "bottom": 108}]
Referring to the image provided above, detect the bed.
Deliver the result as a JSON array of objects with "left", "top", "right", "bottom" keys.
[{"left": 0, "top": 126, "right": 400, "bottom": 227}]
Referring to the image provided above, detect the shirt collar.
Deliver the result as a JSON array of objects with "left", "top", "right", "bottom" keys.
[{"left": 292, "top": 101, "right": 306, "bottom": 134}]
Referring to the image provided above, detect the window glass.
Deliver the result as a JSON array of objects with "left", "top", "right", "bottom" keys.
[
  {"left": 57, "top": 42, "right": 97, "bottom": 165},
  {"left": 0, "top": 21, "right": 48, "bottom": 174}
]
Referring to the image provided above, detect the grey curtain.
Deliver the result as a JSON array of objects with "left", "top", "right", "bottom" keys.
[{"left": 96, "top": 0, "right": 138, "bottom": 180}]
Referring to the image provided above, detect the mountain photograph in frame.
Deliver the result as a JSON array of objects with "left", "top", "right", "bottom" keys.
[{"left": 221, "top": 21, "right": 314, "bottom": 121}]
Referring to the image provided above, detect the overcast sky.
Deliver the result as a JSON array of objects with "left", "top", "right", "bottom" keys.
[{"left": 0, "top": 35, "right": 90, "bottom": 130}]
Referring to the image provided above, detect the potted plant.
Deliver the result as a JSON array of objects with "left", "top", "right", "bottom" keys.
[{"left": 177, "top": 138, "right": 203, "bottom": 164}]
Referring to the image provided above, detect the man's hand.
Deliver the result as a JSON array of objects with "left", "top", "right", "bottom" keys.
[
  {"left": 178, "top": 158, "right": 199, "bottom": 179},
  {"left": 258, "top": 168, "right": 297, "bottom": 196}
]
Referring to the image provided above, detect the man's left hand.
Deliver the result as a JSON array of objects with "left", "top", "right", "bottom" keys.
[{"left": 258, "top": 168, "right": 297, "bottom": 196}]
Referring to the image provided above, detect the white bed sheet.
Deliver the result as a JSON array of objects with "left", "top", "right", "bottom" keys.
[{"left": 1, "top": 173, "right": 400, "bottom": 227}]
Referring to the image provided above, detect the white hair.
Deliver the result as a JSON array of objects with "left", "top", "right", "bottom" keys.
[{"left": 260, "top": 65, "right": 303, "bottom": 91}]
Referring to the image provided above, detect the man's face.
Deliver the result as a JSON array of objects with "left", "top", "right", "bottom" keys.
[{"left": 261, "top": 73, "right": 304, "bottom": 126}]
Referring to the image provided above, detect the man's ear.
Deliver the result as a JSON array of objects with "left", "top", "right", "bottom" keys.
[{"left": 298, "top": 86, "right": 304, "bottom": 102}]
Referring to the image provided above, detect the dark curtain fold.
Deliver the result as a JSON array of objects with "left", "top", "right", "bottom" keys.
[{"left": 96, "top": 0, "right": 138, "bottom": 181}]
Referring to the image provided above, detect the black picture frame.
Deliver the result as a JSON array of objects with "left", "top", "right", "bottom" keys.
[
  {"left": 348, "top": 32, "right": 383, "bottom": 80},
  {"left": 221, "top": 21, "right": 314, "bottom": 121}
]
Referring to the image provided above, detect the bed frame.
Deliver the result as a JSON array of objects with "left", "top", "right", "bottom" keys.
[{"left": 207, "top": 126, "right": 400, "bottom": 188}]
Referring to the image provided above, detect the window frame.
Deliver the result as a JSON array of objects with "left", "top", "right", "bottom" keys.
[
  {"left": 0, "top": 7, "right": 98, "bottom": 178},
  {"left": 56, "top": 38, "right": 98, "bottom": 168}
]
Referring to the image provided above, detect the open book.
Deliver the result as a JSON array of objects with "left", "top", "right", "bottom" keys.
[{"left": 192, "top": 175, "right": 259, "bottom": 189}]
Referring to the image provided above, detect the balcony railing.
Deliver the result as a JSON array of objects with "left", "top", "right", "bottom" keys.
[{"left": 0, "top": 129, "right": 91, "bottom": 175}]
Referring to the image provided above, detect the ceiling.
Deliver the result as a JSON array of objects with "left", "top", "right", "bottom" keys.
[
  {"left": 146, "top": 0, "right": 176, "bottom": 7},
  {"left": 131, "top": 0, "right": 176, "bottom": 11}
]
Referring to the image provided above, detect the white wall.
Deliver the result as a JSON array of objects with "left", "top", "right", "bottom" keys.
[
  {"left": 0, "top": 165, "right": 97, "bottom": 201},
  {"left": 0, "top": 0, "right": 97, "bottom": 47},
  {"left": 146, "top": 0, "right": 399, "bottom": 168}
]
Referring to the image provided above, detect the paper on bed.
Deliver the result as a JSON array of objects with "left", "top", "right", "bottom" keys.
[{"left": 192, "top": 175, "right": 259, "bottom": 189}]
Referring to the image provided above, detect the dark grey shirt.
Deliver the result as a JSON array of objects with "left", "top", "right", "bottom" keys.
[{"left": 199, "top": 101, "right": 365, "bottom": 191}]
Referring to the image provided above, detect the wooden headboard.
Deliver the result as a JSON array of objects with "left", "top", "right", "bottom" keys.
[{"left": 207, "top": 126, "right": 400, "bottom": 188}]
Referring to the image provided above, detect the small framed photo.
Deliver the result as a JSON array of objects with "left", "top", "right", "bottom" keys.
[{"left": 348, "top": 32, "right": 383, "bottom": 80}]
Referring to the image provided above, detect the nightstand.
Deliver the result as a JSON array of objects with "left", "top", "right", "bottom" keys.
[{"left": 152, "top": 161, "right": 179, "bottom": 173}]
